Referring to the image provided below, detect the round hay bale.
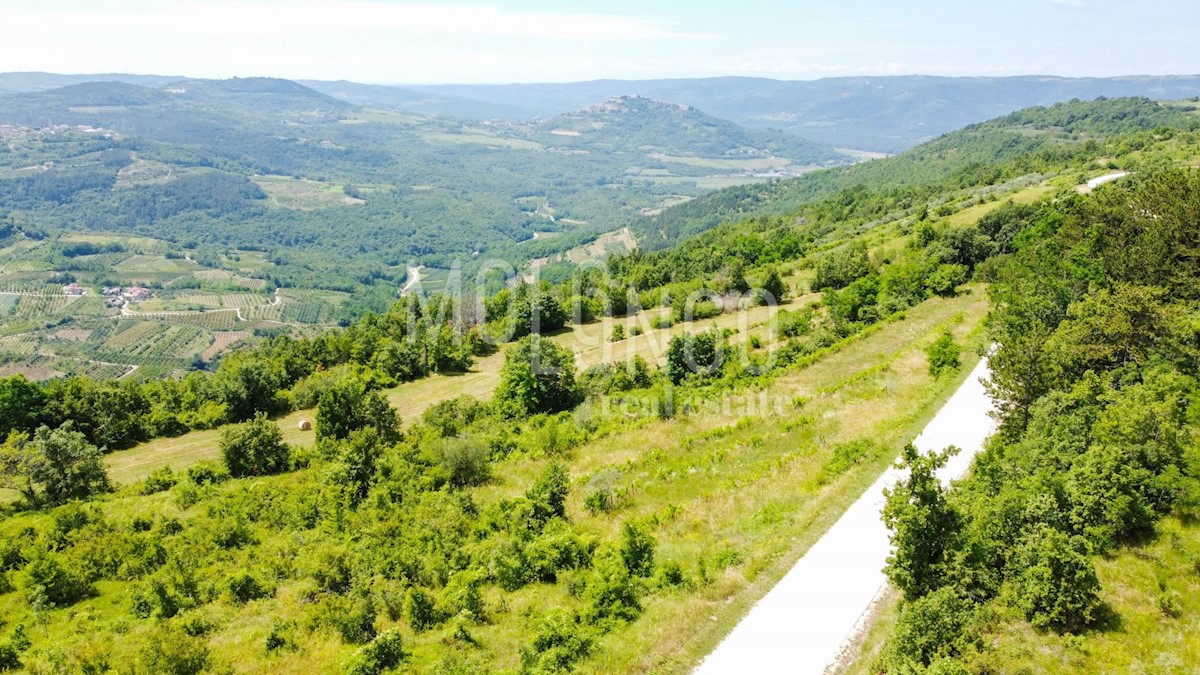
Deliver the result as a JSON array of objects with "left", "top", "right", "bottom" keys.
[{"left": 297, "top": 419, "right": 312, "bottom": 431}]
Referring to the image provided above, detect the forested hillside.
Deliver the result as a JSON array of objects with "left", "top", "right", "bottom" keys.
[
  {"left": 0, "top": 96, "right": 1197, "bottom": 673},
  {"left": 635, "top": 96, "right": 1198, "bottom": 251},
  {"left": 0, "top": 78, "right": 843, "bottom": 280},
  {"left": 397, "top": 75, "right": 1200, "bottom": 151},
  {"left": 861, "top": 169, "right": 1200, "bottom": 674},
  {"left": 9, "top": 72, "right": 1200, "bottom": 153}
]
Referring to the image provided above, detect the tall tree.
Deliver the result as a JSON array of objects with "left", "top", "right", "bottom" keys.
[
  {"left": 882, "top": 445, "right": 962, "bottom": 600},
  {"left": 494, "top": 336, "right": 582, "bottom": 418},
  {"left": 0, "top": 423, "right": 110, "bottom": 506}
]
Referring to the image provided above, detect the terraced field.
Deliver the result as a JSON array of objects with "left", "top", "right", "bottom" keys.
[{"left": 103, "top": 321, "right": 210, "bottom": 360}]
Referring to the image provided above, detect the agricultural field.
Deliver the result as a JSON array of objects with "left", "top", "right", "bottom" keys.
[
  {"left": 193, "top": 269, "right": 268, "bottom": 290},
  {"left": 113, "top": 253, "right": 199, "bottom": 275},
  {"left": 202, "top": 330, "right": 250, "bottom": 361},
  {"left": 0, "top": 228, "right": 366, "bottom": 380},
  {"left": 0, "top": 293, "right": 18, "bottom": 315},
  {"left": 101, "top": 321, "right": 209, "bottom": 362},
  {"left": 253, "top": 174, "right": 365, "bottom": 210},
  {"left": 647, "top": 153, "right": 796, "bottom": 172}
]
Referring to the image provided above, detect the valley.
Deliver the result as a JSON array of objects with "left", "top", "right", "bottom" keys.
[{"left": 0, "top": 67, "right": 1198, "bottom": 675}]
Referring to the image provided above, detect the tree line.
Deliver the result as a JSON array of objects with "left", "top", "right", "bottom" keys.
[{"left": 876, "top": 169, "right": 1200, "bottom": 672}]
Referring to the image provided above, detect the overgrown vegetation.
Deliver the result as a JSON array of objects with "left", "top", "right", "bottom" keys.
[
  {"left": 1, "top": 96, "right": 1197, "bottom": 673},
  {"left": 874, "top": 170, "right": 1200, "bottom": 673}
]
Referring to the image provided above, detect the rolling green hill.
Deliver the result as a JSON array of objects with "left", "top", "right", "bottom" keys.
[
  {"left": 531, "top": 95, "right": 839, "bottom": 165},
  {"left": 400, "top": 75, "right": 1200, "bottom": 152},
  {"left": 0, "top": 78, "right": 850, "bottom": 286},
  {"left": 1, "top": 95, "right": 1198, "bottom": 674}
]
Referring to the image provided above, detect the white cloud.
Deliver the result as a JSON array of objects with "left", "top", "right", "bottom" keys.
[{"left": 1050, "top": 0, "right": 1087, "bottom": 7}]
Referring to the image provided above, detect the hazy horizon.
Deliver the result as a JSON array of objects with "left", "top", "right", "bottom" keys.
[{"left": 2, "top": 0, "right": 1196, "bottom": 85}]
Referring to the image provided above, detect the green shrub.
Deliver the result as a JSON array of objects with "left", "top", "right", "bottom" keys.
[
  {"left": 813, "top": 241, "right": 873, "bottom": 291},
  {"left": 407, "top": 587, "right": 442, "bottom": 632},
  {"left": 875, "top": 586, "right": 975, "bottom": 672},
  {"left": 320, "top": 594, "right": 377, "bottom": 644},
  {"left": 666, "top": 330, "right": 725, "bottom": 384},
  {"left": 308, "top": 545, "right": 353, "bottom": 594},
  {"left": 437, "top": 571, "right": 485, "bottom": 622},
  {"left": 1158, "top": 588, "right": 1183, "bottom": 618},
  {"left": 526, "top": 463, "right": 570, "bottom": 528},
  {"left": 437, "top": 436, "right": 491, "bottom": 488},
  {"left": 421, "top": 395, "right": 487, "bottom": 438},
  {"left": 342, "top": 629, "right": 405, "bottom": 675},
  {"left": 492, "top": 537, "right": 532, "bottom": 591},
  {"left": 185, "top": 461, "right": 228, "bottom": 486},
  {"left": 2, "top": 422, "right": 110, "bottom": 505},
  {"left": 179, "top": 613, "right": 215, "bottom": 637},
  {"left": 687, "top": 300, "right": 722, "bottom": 321},
  {"left": 265, "top": 620, "right": 299, "bottom": 653},
  {"left": 1013, "top": 526, "right": 1100, "bottom": 631},
  {"left": 220, "top": 412, "right": 291, "bottom": 477},
  {"left": 22, "top": 551, "right": 93, "bottom": 609},
  {"left": 818, "top": 439, "right": 875, "bottom": 484},
  {"left": 580, "top": 546, "right": 641, "bottom": 625},
  {"left": 140, "top": 466, "right": 178, "bottom": 495},
  {"left": 494, "top": 335, "right": 584, "bottom": 418},
  {"left": 139, "top": 627, "right": 209, "bottom": 675},
  {"left": 926, "top": 263, "right": 969, "bottom": 297},
  {"left": 583, "top": 468, "right": 622, "bottom": 514},
  {"left": 925, "top": 330, "right": 961, "bottom": 377},
  {"left": 619, "top": 522, "right": 656, "bottom": 578},
  {"left": 0, "top": 643, "right": 19, "bottom": 672},
  {"left": 579, "top": 357, "right": 653, "bottom": 396},
  {"left": 526, "top": 521, "right": 595, "bottom": 582},
  {"left": 316, "top": 377, "right": 400, "bottom": 443},
  {"left": 519, "top": 611, "right": 593, "bottom": 675},
  {"left": 654, "top": 560, "right": 688, "bottom": 589},
  {"left": 610, "top": 324, "right": 625, "bottom": 342},
  {"left": 227, "top": 572, "right": 272, "bottom": 603}
]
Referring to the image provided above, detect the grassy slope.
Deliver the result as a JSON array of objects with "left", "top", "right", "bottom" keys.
[
  {"left": 0, "top": 283, "right": 991, "bottom": 673},
  {"left": 100, "top": 275, "right": 813, "bottom": 486}
]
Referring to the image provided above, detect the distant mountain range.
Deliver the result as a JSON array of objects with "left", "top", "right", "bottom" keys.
[
  {"left": 4, "top": 71, "right": 1199, "bottom": 153},
  {"left": 391, "top": 75, "right": 1200, "bottom": 152}
]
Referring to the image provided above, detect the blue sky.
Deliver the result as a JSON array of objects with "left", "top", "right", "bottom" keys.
[{"left": 0, "top": 0, "right": 1194, "bottom": 83}]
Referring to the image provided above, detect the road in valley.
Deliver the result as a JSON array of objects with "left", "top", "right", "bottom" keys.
[{"left": 694, "top": 357, "right": 997, "bottom": 675}]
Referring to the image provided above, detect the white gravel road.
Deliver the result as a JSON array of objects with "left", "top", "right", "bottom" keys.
[
  {"left": 1076, "top": 171, "right": 1129, "bottom": 193},
  {"left": 694, "top": 357, "right": 997, "bottom": 675}
]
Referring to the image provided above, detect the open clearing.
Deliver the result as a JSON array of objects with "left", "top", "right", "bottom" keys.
[
  {"left": 647, "top": 153, "right": 794, "bottom": 171},
  {"left": 253, "top": 175, "right": 364, "bottom": 209}
]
